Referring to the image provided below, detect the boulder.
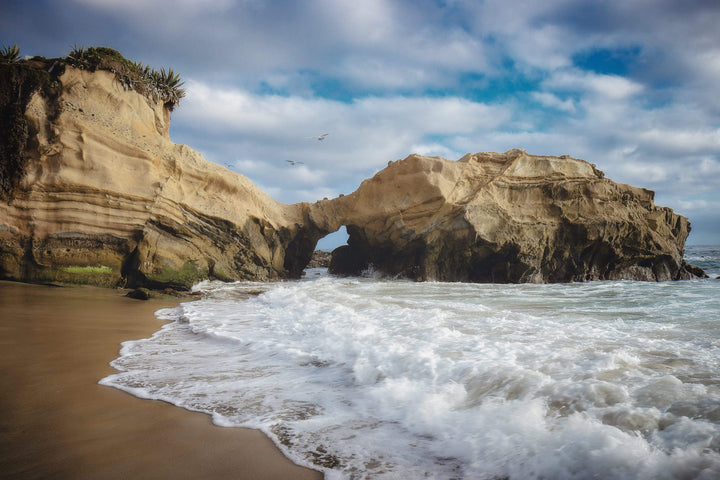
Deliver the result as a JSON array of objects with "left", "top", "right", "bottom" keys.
[
  {"left": 306, "top": 250, "right": 332, "bottom": 268},
  {"left": 126, "top": 288, "right": 152, "bottom": 300}
]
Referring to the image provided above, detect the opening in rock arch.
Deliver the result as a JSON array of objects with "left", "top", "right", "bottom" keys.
[
  {"left": 304, "top": 226, "right": 349, "bottom": 274},
  {"left": 316, "top": 225, "right": 349, "bottom": 252}
]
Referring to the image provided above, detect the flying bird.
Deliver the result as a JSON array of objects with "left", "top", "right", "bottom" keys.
[
  {"left": 309, "top": 133, "right": 329, "bottom": 141},
  {"left": 286, "top": 160, "right": 304, "bottom": 166}
]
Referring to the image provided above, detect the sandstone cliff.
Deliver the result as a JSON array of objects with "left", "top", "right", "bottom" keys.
[
  {"left": 0, "top": 59, "right": 314, "bottom": 289},
  {"left": 310, "top": 151, "right": 703, "bottom": 282},
  {"left": 0, "top": 57, "right": 703, "bottom": 288}
]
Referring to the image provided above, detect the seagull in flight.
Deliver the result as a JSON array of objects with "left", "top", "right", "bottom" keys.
[
  {"left": 309, "top": 133, "right": 329, "bottom": 141},
  {"left": 286, "top": 160, "right": 304, "bottom": 166}
]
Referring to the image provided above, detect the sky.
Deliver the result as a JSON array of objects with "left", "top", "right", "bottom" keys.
[{"left": 2, "top": 0, "right": 719, "bottom": 247}]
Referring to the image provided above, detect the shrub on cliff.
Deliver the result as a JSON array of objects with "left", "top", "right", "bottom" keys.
[
  {"left": 65, "top": 45, "right": 185, "bottom": 110},
  {"left": 1, "top": 44, "right": 21, "bottom": 63}
]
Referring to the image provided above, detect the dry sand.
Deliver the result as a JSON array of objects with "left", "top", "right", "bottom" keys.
[{"left": 0, "top": 280, "right": 323, "bottom": 480}]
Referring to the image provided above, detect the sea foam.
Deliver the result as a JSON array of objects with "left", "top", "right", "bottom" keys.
[{"left": 101, "top": 249, "right": 720, "bottom": 479}]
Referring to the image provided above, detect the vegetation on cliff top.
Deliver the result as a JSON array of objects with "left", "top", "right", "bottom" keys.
[
  {"left": 1, "top": 44, "right": 21, "bottom": 63},
  {"left": 1, "top": 43, "right": 185, "bottom": 110},
  {"left": 64, "top": 45, "right": 185, "bottom": 111}
]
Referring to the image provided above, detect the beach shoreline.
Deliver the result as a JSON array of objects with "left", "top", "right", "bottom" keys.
[{"left": 0, "top": 280, "right": 322, "bottom": 480}]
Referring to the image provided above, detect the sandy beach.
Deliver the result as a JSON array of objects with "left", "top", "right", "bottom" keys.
[{"left": 0, "top": 280, "right": 322, "bottom": 480}]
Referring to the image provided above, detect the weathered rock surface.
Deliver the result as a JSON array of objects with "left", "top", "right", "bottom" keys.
[
  {"left": 312, "top": 150, "right": 703, "bottom": 282},
  {"left": 1, "top": 60, "right": 704, "bottom": 288},
  {"left": 306, "top": 250, "right": 332, "bottom": 269},
  {"left": 0, "top": 61, "right": 315, "bottom": 289}
]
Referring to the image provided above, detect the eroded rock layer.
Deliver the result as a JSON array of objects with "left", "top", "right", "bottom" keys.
[
  {"left": 311, "top": 151, "right": 702, "bottom": 282},
  {"left": 0, "top": 61, "right": 313, "bottom": 289}
]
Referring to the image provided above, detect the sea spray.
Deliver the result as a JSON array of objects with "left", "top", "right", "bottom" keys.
[{"left": 101, "top": 246, "right": 720, "bottom": 479}]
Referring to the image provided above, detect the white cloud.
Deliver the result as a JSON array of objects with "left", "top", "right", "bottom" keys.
[
  {"left": 636, "top": 129, "right": 720, "bottom": 156},
  {"left": 586, "top": 74, "right": 644, "bottom": 100},
  {"left": 354, "top": 96, "right": 509, "bottom": 134},
  {"left": 72, "top": 0, "right": 490, "bottom": 93},
  {"left": 460, "top": 0, "right": 577, "bottom": 70},
  {"left": 545, "top": 70, "right": 643, "bottom": 100},
  {"left": 531, "top": 92, "right": 576, "bottom": 112},
  {"left": 181, "top": 81, "right": 343, "bottom": 135},
  {"left": 699, "top": 156, "right": 720, "bottom": 176},
  {"left": 179, "top": 79, "right": 511, "bottom": 150},
  {"left": 333, "top": 57, "right": 444, "bottom": 90},
  {"left": 693, "top": 49, "right": 720, "bottom": 79},
  {"left": 314, "top": 0, "right": 396, "bottom": 46},
  {"left": 408, "top": 143, "right": 461, "bottom": 159},
  {"left": 73, "top": 0, "right": 236, "bottom": 17},
  {"left": 675, "top": 199, "right": 720, "bottom": 212},
  {"left": 615, "top": 162, "right": 670, "bottom": 184}
]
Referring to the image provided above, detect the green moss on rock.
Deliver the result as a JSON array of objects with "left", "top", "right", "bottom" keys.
[
  {"left": 62, "top": 265, "right": 113, "bottom": 274},
  {"left": 31, "top": 264, "right": 120, "bottom": 287},
  {"left": 146, "top": 260, "right": 208, "bottom": 290}
]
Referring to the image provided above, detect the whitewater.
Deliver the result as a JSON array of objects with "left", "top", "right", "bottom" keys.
[{"left": 101, "top": 245, "right": 720, "bottom": 479}]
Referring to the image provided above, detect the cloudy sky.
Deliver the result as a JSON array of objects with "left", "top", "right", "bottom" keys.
[{"left": 3, "top": 0, "right": 719, "bottom": 246}]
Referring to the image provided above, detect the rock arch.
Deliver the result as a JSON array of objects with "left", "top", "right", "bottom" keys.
[{"left": 305, "top": 150, "right": 703, "bottom": 282}]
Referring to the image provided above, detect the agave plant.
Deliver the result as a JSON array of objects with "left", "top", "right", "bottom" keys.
[
  {"left": 160, "top": 68, "right": 183, "bottom": 89},
  {"left": 121, "top": 61, "right": 151, "bottom": 94},
  {"left": 65, "top": 44, "right": 89, "bottom": 68},
  {"left": 146, "top": 68, "right": 163, "bottom": 100},
  {"left": 158, "top": 67, "right": 186, "bottom": 109},
  {"left": 131, "top": 61, "right": 152, "bottom": 80},
  {"left": 1, "top": 43, "right": 21, "bottom": 63}
]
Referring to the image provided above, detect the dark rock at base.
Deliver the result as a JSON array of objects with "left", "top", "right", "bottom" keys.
[
  {"left": 306, "top": 250, "right": 332, "bottom": 268},
  {"left": 329, "top": 245, "right": 369, "bottom": 276},
  {"left": 126, "top": 288, "right": 152, "bottom": 300},
  {"left": 683, "top": 262, "right": 708, "bottom": 279}
]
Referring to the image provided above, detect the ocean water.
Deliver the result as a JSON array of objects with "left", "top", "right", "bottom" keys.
[{"left": 101, "top": 245, "right": 720, "bottom": 479}]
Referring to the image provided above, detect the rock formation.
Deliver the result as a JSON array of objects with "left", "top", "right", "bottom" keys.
[
  {"left": 0, "top": 58, "right": 316, "bottom": 289},
  {"left": 306, "top": 250, "right": 332, "bottom": 268},
  {"left": 0, "top": 56, "right": 704, "bottom": 289},
  {"left": 310, "top": 151, "right": 703, "bottom": 282}
]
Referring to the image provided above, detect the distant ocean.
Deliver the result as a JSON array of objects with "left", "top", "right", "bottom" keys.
[{"left": 102, "top": 245, "right": 720, "bottom": 479}]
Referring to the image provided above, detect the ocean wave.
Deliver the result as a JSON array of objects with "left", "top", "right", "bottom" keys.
[{"left": 102, "top": 267, "right": 720, "bottom": 479}]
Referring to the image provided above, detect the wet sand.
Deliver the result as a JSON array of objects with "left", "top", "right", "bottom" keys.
[{"left": 0, "top": 280, "right": 322, "bottom": 480}]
